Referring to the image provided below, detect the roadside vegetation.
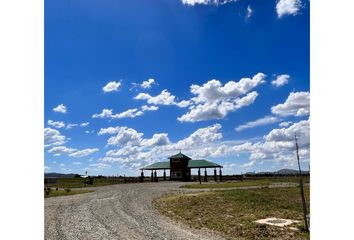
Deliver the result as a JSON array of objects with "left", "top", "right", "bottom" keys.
[
  {"left": 182, "top": 176, "right": 309, "bottom": 189},
  {"left": 45, "top": 177, "right": 128, "bottom": 188},
  {"left": 156, "top": 186, "right": 310, "bottom": 240},
  {"left": 44, "top": 188, "right": 94, "bottom": 198}
]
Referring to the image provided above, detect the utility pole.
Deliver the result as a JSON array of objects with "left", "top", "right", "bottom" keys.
[{"left": 295, "top": 134, "right": 309, "bottom": 232}]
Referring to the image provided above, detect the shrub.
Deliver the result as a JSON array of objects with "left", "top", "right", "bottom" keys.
[{"left": 45, "top": 187, "right": 51, "bottom": 195}]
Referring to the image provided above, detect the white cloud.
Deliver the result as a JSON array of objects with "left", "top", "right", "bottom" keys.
[
  {"left": 135, "top": 89, "right": 177, "bottom": 105},
  {"left": 93, "top": 105, "right": 157, "bottom": 120},
  {"left": 174, "top": 124, "right": 222, "bottom": 149},
  {"left": 181, "top": 0, "right": 237, "bottom": 6},
  {"left": 69, "top": 148, "right": 99, "bottom": 157},
  {"left": 80, "top": 122, "right": 90, "bottom": 127},
  {"left": 48, "top": 146, "right": 77, "bottom": 156},
  {"left": 47, "top": 120, "right": 65, "bottom": 129},
  {"left": 271, "top": 91, "right": 310, "bottom": 117},
  {"left": 276, "top": 0, "right": 302, "bottom": 18},
  {"left": 142, "top": 133, "right": 170, "bottom": 147},
  {"left": 66, "top": 123, "right": 79, "bottom": 129},
  {"left": 73, "top": 162, "right": 82, "bottom": 165},
  {"left": 235, "top": 116, "right": 280, "bottom": 132},
  {"left": 44, "top": 127, "right": 66, "bottom": 147},
  {"left": 247, "top": 5, "right": 253, "bottom": 18},
  {"left": 240, "top": 160, "right": 256, "bottom": 168},
  {"left": 141, "top": 78, "right": 156, "bottom": 89},
  {"left": 53, "top": 104, "right": 67, "bottom": 114},
  {"left": 141, "top": 105, "right": 159, "bottom": 111},
  {"left": 177, "top": 73, "right": 265, "bottom": 122},
  {"left": 102, "top": 81, "right": 121, "bottom": 92},
  {"left": 98, "top": 126, "right": 121, "bottom": 135},
  {"left": 106, "top": 127, "right": 144, "bottom": 146},
  {"left": 92, "top": 109, "right": 114, "bottom": 119},
  {"left": 272, "top": 74, "right": 290, "bottom": 87},
  {"left": 178, "top": 91, "right": 258, "bottom": 122},
  {"left": 279, "top": 121, "right": 292, "bottom": 127}
]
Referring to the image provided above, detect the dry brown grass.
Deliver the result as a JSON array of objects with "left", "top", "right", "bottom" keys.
[{"left": 156, "top": 186, "right": 310, "bottom": 240}]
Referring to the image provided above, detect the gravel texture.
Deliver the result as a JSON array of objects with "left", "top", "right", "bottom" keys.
[{"left": 45, "top": 182, "right": 225, "bottom": 240}]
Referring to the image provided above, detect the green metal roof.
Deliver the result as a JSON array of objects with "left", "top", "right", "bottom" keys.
[
  {"left": 168, "top": 152, "right": 191, "bottom": 160},
  {"left": 188, "top": 159, "right": 223, "bottom": 168},
  {"left": 141, "top": 161, "right": 170, "bottom": 170},
  {"left": 141, "top": 159, "right": 222, "bottom": 170}
]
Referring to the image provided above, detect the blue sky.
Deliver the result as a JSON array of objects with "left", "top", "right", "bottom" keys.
[{"left": 44, "top": 0, "right": 310, "bottom": 176}]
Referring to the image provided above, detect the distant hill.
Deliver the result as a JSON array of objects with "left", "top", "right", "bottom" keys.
[
  {"left": 244, "top": 169, "right": 309, "bottom": 175},
  {"left": 44, "top": 172, "right": 78, "bottom": 178},
  {"left": 275, "top": 169, "right": 309, "bottom": 175}
]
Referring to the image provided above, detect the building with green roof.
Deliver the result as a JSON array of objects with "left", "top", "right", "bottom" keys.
[{"left": 140, "top": 152, "right": 223, "bottom": 182}]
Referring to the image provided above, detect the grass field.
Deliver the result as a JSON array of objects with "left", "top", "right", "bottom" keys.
[
  {"left": 182, "top": 176, "right": 309, "bottom": 189},
  {"left": 44, "top": 189, "right": 94, "bottom": 198},
  {"left": 45, "top": 177, "right": 127, "bottom": 188},
  {"left": 156, "top": 186, "right": 310, "bottom": 240}
]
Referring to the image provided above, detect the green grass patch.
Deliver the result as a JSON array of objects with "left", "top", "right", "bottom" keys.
[
  {"left": 44, "top": 189, "right": 94, "bottom": 198},
  {"left": 45, "top": 177, "right": 126, "bottom": 188},
  {"left": 182, "top": 176, "right": 309, "bottom": 189},
  {"left": 156, "top": 186, "right": 310, "bottom": 240}
]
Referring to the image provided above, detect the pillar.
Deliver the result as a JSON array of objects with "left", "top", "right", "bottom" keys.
[
  {"left": 163, "top": 169, "right": 166, "bottom": 181},
  {"left": 204, "top": 168, "right": 207, "bottom": 182},
  {"left": 154, "top": 170, "right": 158, "bottom": 182},
  {"left": 219, "top": 168, "right": 222, "bottom": 182},
  {"left": 214, "top": 168, "right": 217, "bottom": 182},
  {"left": 140, "top": 170, "right": 144, "bottom": 182},
  {"left": 151, "top": 170, "right": 154, "bottom": 182},
  {"left": 198, "top": 168, "right": 201, "bottom": 184}
]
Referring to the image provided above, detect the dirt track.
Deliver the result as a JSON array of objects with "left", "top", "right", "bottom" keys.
[{"left": 45, "top": 182, "right": 225, "bottom": 240}]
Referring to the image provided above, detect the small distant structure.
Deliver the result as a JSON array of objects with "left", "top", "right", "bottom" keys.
[{"left": 140, "top": 152, "right": 223, "bottom": 182}]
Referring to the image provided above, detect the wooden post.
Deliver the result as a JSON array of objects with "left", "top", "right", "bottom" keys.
[
  {"left": 151, "top": 170, "right": 153, "bottom": 182},
  {"left": 154, "top": 170, "right": 158, "bottom": 182},
  {"left": 140, "top": 170, "right": 144, "bottom": 182},
  {"left": 214, "top": 168, "right": 217, "bottom": 182},
  {"left": 295, "top": 134, "right": 309, "bottom": 232},
  {"left": 219, "top": 168, "right": 222, "bottom": 182},
  {"left": 204, "top": 168, "right": 207, "bottom": 182},
  {"left": 198, "top": 168, "right": 201, "bottom": 184},
  {"left": 163, "top": 169, "right": 166, "bottom": 181}
]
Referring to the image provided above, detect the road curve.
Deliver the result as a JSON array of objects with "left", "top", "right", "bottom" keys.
[{"left": 45, "top": 182, "right": 225, "bottom": 240}]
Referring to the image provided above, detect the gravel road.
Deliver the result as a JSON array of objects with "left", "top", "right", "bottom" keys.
[{"left": 45, "top": 182, "right": 225, "bottom": 240}]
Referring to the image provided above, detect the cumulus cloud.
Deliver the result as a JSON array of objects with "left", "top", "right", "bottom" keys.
[
  {"left": 92, "top": 105, "right": 157, "bottom": 120},
  {"left": 106, "top": 127, "right": 144, "bottom": 146},
  {"left": 141, "top": 105, "right": 159, "bottom": 111},
  {"left": 272, "top": 74, "right": 290, "bottom": 87},
  {"left": 69, "top": 148, "right": 99, "bottom": 157},
  {"left": 181, "top": 0, "right": 237, "bottom": 6},
  {"left": 48, "top": 146, "right": 77, "bottom": 156},
  {"left": 47, "top": 120, "right": 65, "bottom": 129},
  {"left": 102, "top": 81, "right": 121, "bottom": 92},
  {"left": 276, "top": 0, "right": 302, "bottom": 18},
  {"left": 279, "top": 121, "right": 292, "bottom": 127},
  {"left": 142, "top": 133, "right": 170, "bottom": 147},
  {"left": 134, "top": 89, "right": 177, "bottom": 105},
  {"left": 271, "top": 91, "right": 310, "bottom": 117},
  {"left": 235, "top": 116, "right": 280, "bottom": 132},
  {"left": 177, "top": 73, "right": 265, "bottom": 122},
  {"left": 53, "top": 104, "right": 67, "bottom": 114},
  {"left": 178, "top": 91, "right": 258, "bottom": 122},
  {"left": 44, "top": 127, "right": 66, "bottom": 147},
  {"left": 141, "top": 78, "right": 156, "bottom": 89}
]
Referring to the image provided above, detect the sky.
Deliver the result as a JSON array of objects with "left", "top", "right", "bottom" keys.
[{"left": 44, "top": 0, "right": 310, "bottom": 176}]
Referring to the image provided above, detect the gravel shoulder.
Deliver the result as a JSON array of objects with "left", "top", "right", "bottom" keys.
[{"left": 45, "top": 182, "right": 225, "bottom": 240}]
